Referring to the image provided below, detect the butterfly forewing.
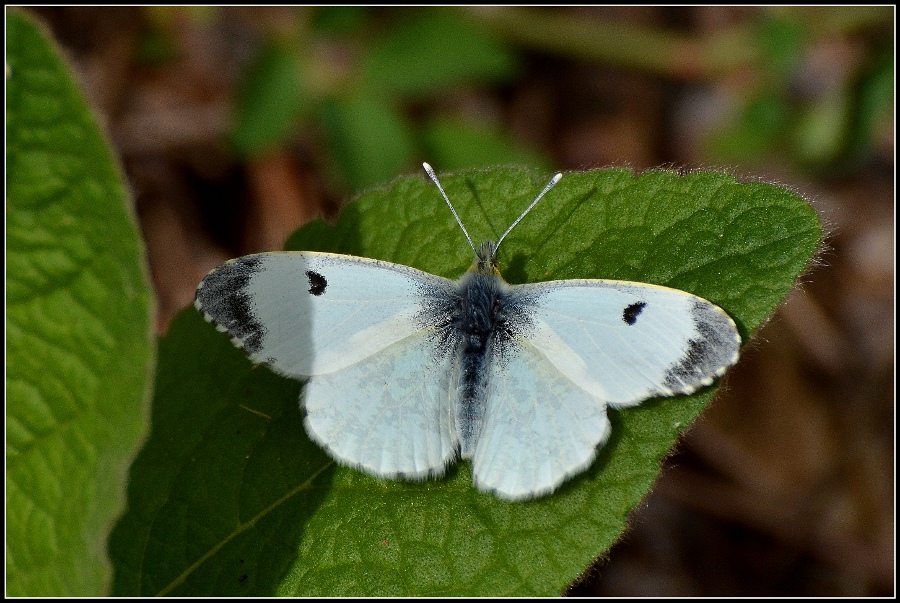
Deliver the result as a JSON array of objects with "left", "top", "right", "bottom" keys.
[
  {"left": 518, "top": 280, "right": 741, "bottom": 409},
  {"left": 195, "top": 252, "right": 454, "bottom": 378}
]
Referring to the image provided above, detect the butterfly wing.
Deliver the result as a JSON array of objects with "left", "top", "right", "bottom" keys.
[
  {"left": 195, "top": 251, "right": 460, "bottom": 477},
  {"left": 520, "top": 279, "right": 741, "bottom": 408},
  {"left": 195, "top": 251, "right": 454, "bottom": 377},
  {"left": 303, "top": 329, "right": 457, "bottom": 478},
  {"left": 472, "top": 337, "right": 612, "bottom": 500},
  {"left": 472, "top": 279, "right": 740, "bottom": 500}
]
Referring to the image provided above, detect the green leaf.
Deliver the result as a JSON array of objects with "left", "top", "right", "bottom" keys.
[
  {"left": 108, "top": 312, "right": 313, "bottom": 596},
  {"left": 111, "top": 166, "right": 820, "bottom": 595},
  {"left": 231, "top": 43, "right": 311, "bottom": 157},
  {"left": 361, "top": 10, "right": 518, "bottom": 96},
  {"left": 6, "top": 9, "right": 155, "bottom": 597},
  {"left": 318, "top": 92, "right": 416, "bottom": 191},
  {"left": 422, "top": 115, "right": 553, "bottom": 172}
]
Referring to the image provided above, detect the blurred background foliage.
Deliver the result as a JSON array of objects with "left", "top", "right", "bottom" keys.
[
  {"left": 23, "top": 6, "right": 893, "bottom": 596},
  {"left": 138, "top": 6, "right": 892, "bottom": 188}
]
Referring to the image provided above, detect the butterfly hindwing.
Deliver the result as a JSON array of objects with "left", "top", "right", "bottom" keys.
[
  {"left": 304, "top": 329, "right": 458, "bottom": 479},
  {"left": 473, "top": 336, "right": 612, "bottom": 500}
]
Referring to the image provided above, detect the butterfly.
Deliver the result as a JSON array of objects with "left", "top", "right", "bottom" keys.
[{"left": 194, "top": 163, "right": 741, "bottom": 501}]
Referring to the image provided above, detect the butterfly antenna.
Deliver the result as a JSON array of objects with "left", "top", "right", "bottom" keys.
[
  {"left": 495, "top": 172, "right": 562, "bottom": 250},
  {"left": 423, "top": 162, "right": 477, "bottom": 255}
]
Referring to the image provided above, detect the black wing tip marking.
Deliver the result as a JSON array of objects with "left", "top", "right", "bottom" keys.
[
  {"left": 662, "top": 300, "right": 741, "bottom": 393},
  {"left": 194, "top": 256, "right": 267, "bottom": 354}
]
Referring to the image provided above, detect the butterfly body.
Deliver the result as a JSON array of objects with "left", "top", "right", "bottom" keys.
[{"left": 447, "top": 242, "right": 532, "bottom": 458}]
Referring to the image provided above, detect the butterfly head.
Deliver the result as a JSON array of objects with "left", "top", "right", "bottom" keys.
[{"left": 472, "top": 240, "right": 501, "bottom": 276}]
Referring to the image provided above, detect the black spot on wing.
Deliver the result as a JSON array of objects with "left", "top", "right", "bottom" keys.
[
  {"left": 195, "top": 256, "right": 267, "bottom": 354},
  {"left": 663, "top": 299, "right": 740, "bottom": 392},
  {"left": 623, "top": 301, "right": 647, "bottom": 325},
  {"left": 306, "top": 270, "right": 327, "bottom": 295}
]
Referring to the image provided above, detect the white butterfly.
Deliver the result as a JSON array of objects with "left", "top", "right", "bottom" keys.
[{"left": 195, "top": 163, "right": 741, "bottom": 501}]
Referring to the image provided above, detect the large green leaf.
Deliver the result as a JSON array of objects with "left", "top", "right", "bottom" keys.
[
  {"left": 6, "top": 9, "right": 155, "bottom": 597},
  {"left": 110, "top": 166, "right": 820, "bottom": 596}
]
